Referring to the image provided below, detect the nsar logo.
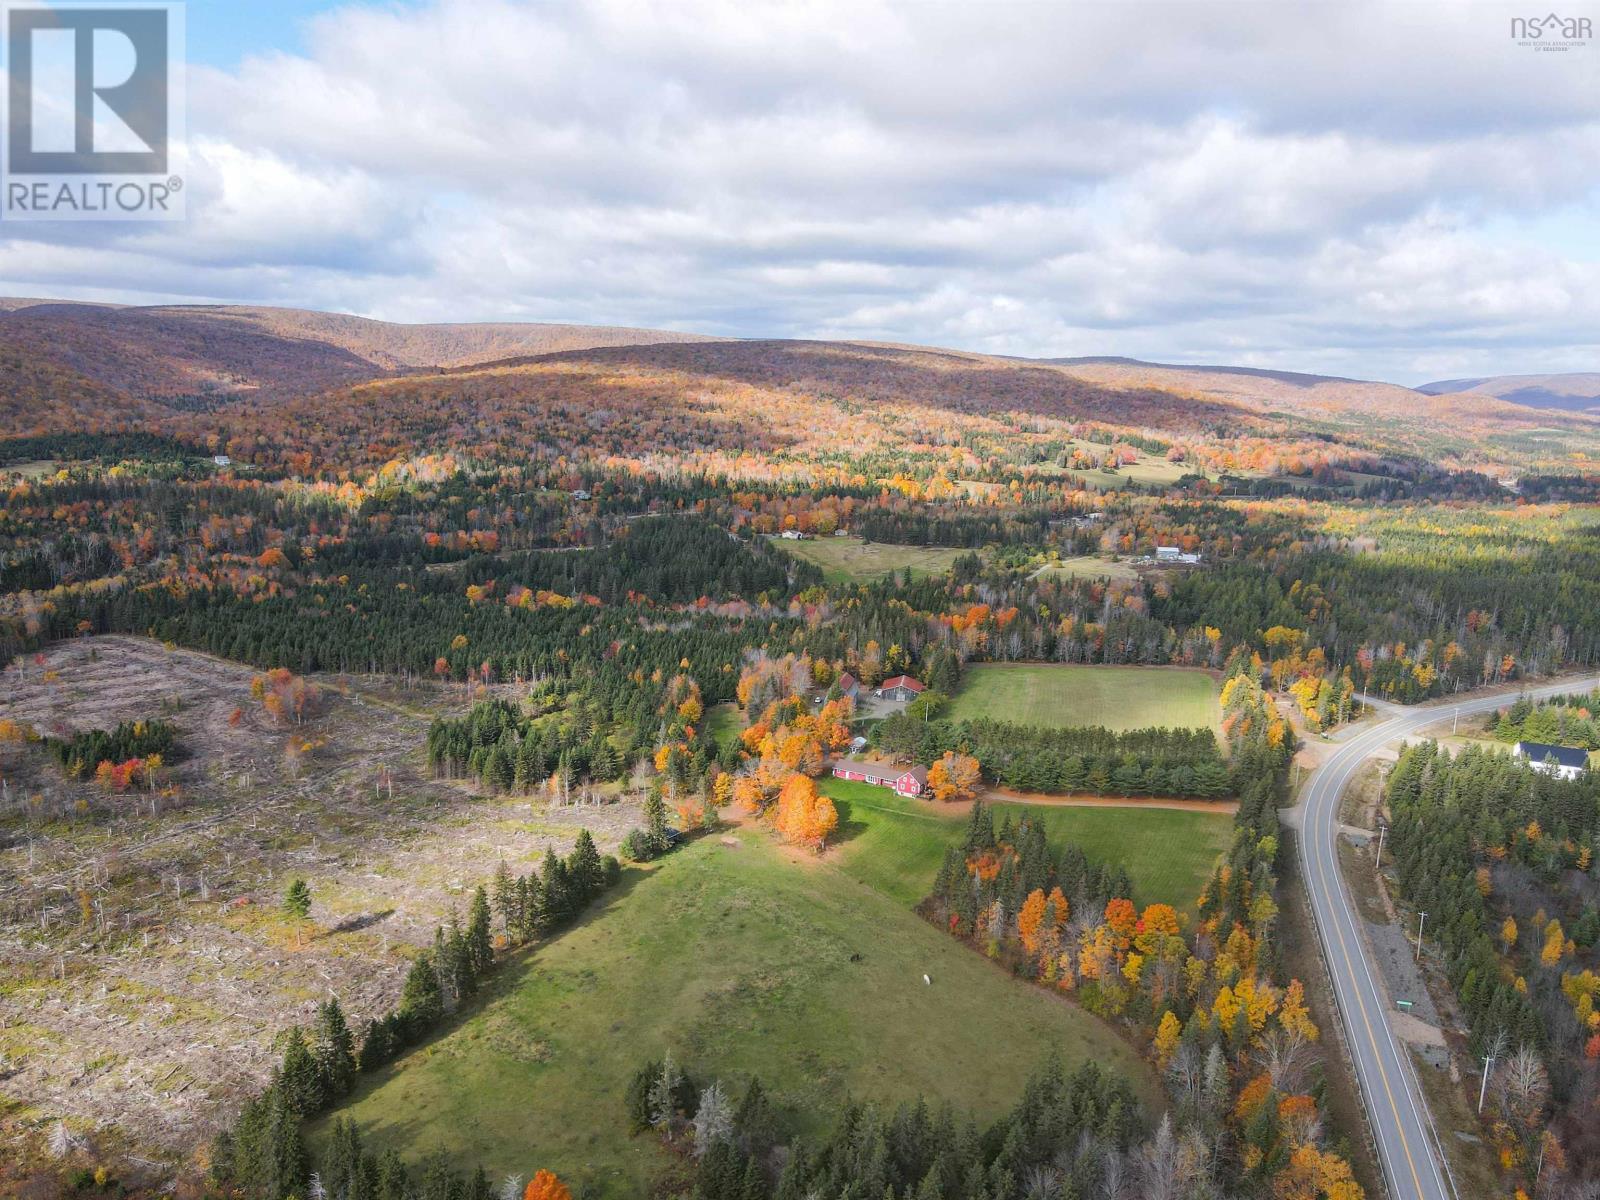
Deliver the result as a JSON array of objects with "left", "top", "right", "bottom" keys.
[
  {"left": 1510, "top": 11, "right": 1592, "bottom": 50},
  {"left": 3, "top": 2, "right": 186, "bottom": 221}
]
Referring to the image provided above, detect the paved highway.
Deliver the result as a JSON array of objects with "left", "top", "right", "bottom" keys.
[{"left": 1298, "top": 681, "right": 1583, "bottom": 1200}]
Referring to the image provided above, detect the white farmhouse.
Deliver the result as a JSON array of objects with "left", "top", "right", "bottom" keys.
[{"left": 1512, "top": 741, "right": 1589, "bottom": 781}]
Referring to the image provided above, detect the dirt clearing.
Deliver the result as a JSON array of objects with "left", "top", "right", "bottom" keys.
[{"left": 0, "top": 637, "right": 639, "bottom": 1177}]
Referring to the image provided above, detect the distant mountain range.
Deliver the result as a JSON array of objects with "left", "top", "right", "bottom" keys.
[
  {"left": 1416, "top": 373, "right": 1600, "bottom": 414},
  {"left": 0, "top": 298, "right": 1594, "bottom": 468},
  {"left": 1046, "top": 355, "right": 1367, "bottom": 389},
  {"left": 0, "top": 298, "right": 717, "bottom": 401},
  {"left": 1059, "top": 356, "right": 1600, "bottom": 415}
]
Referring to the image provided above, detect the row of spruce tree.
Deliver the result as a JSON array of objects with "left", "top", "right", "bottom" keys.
[{"left": 209, "top": 828, "right": 624, "bottom": 1200}]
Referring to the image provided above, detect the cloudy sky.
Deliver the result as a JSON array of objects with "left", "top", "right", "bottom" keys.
[{"left": 1, "top": 0, "right": 1596, "bottom": 384}]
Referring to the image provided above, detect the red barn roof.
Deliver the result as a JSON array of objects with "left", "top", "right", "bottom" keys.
[{"left": 880, "top": 675, "right": 925, "bottom": 693}]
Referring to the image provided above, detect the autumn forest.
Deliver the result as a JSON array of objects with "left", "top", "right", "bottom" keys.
[{"left": 3, "top": 302, "right": 1600, "bottom": 1200}]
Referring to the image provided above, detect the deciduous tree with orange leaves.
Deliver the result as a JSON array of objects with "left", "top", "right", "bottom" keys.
[
  {"left": 1273, "top": 1144, "right": 1363, "bottom": 1200},
  {"left": 927, "top": 751, "right": 981, "bottom": 802},
  {"left": 772, "top": 773, "right": 839, "bottom": 851},
  {"left": 1018, "top": 888, "right": 1048, "bottom": 955},
  {"left": 1102, "top": 897, "right": 1138, "bottom": 948},
  {"left": 1133, "top": 902, "right": 1181, "bottom": 957},
  {"left": 523, "top": 1170, "right": 572, "bottom": 1200}
]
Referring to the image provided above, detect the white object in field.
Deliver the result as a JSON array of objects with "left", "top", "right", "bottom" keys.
[{"left": 922, "top": 973, "right": 931, "bottom": 985}]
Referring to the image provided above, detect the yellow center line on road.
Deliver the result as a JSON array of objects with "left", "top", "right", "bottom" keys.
[
  {"left": 1305, "top": 683, "right": 1588, "bottom": 1200},
  {"left": 1311, "top": 759, "right": 1427, "bottom": 1198}
]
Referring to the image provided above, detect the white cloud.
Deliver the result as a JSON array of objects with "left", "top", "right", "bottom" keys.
[{"left": 0, "top": 0, "right": 1595, "bottom": 381}]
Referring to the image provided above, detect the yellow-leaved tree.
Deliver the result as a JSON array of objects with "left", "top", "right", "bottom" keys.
[
  {"left": 1153, "top": 1010, "right": 1182, "bottom": 1066},
  {"left": 1278, "top": 978, "right": 1319, "bottom": 1042},
  {"left": 1542, "top": 919, "right": 1567, "bottom": 967}
]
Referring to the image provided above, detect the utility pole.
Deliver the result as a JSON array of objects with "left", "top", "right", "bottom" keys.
[
  {"left": 1477, "top": 1051, "right": 1496, "bottom": 1115},
  {"left": 1452, "top": 706, "right": 1459, "bottom": 735},
  {"left": 1415, "top": 910, "right": 1428, "bottom": 962},
  {"left": 1374, "top": 822, "right": 1386, "bottom": 871}
]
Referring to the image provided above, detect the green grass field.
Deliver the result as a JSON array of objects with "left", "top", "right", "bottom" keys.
[
  {"left": 704, "top": 703, "right": 743, "bottom": 749},
  {"left": 1, "top": 459, "right": 59, "bottom": 479},
  {"left": 946, "top": 664, "right": 1219, "bottom": 733},
  {"left": 1037, "top": 442, "right": 1202, "bottom": 491},
  {"left": 1032, "top": 556, "right": 1139, "bottom": 583},
  {"left": 768, "top": 535, "right": 968, "bottom": 584},
  {"left": 319, "top": 826, "right": 1159, "bottom": 1194},
  {"left": 825, "top": 780, "right": 1231, "bottom": 914}
]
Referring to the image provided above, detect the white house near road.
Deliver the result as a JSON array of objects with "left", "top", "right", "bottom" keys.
[{"left": 1512, "top": 741, "right": 1589, "bottom": 780}]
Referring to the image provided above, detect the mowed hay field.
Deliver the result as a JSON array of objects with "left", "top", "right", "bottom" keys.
[
  {"left": 704, "top": 702, "right": 743, "bottom": 748},
  {"left": 768, "top": 535, "right": 967, "bottom": 583},
  {"left": 947, "top": 664, "right": 1220, "bottom": 734},
  {"left": 1032, "top": 556, "right": 1139, "bottom": 583},
  {"left": 320, "top": 826, "right": 1158, "bottom": 1196},
  {"left": 824, "top": 781, "right": 1232, "bottom": 915}
]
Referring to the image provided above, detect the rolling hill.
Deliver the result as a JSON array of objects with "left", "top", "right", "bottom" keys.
[
  {"left": 1417, "top": 372, "right": 1600, "bottom": 413},
  {"left": 1044, "top": 354, "right": 1556, "bottom": 422},
  {"left": 0, "top": 300, "right": 718, "bottom": 410},
  {"left": 2, "top": 298, "right": 1597, "bottom": 473}
]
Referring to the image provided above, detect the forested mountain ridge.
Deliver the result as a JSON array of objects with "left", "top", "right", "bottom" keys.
[
  {"left": 0, "top": 300, "right": 719, "bottom": 425},
  {"left": 1045, "top": 355, "right": 1600, "bottom": 439},
  {"left": 2, "top": 299, "right": 1597, "bottom": 475},
  {"left": 1417, "top": 372, "right": 1600, "bottom": 414}
]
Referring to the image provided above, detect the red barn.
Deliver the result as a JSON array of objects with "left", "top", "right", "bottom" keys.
[
  {"left": 895, "top": 765, "right": 929, "bottom": 797},
  {"left": 876, "top": 675, "right": 925, "bottom": 702},
  {"left": 831, "top": 759, "right": 928, "bottom": 797}
]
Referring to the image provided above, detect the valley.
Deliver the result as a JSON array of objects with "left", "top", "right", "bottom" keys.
[{"left": 1, "top": 300, "right": 1597, "bottom": 1200}]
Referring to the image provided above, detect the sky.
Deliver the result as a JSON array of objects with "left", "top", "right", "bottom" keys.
[{"left": 0, "top": 0, "right": 1596, "bottom": 385}]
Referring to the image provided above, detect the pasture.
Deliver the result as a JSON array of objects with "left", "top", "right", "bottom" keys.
[
  {"left": 768, "top": 535, "right": 968, "bottom": 583},
  {"left": 825, "top": 780, "right": 1231, "bottom": 914},
  {"left": 704, "top": 702, "right": 743, "bottom": 748},
  {"left": 1032, "top": 556, "right": 1139, "bottom": 583},
  {"left": 319, "top": 826, "right": 1157, "bottom": 1194},
  {"left": 1039, "top": 441, "right": 1202, "bottom": 490},
  {"left": 946, "top": 664, "right": 1220, "bottom": 734}
]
